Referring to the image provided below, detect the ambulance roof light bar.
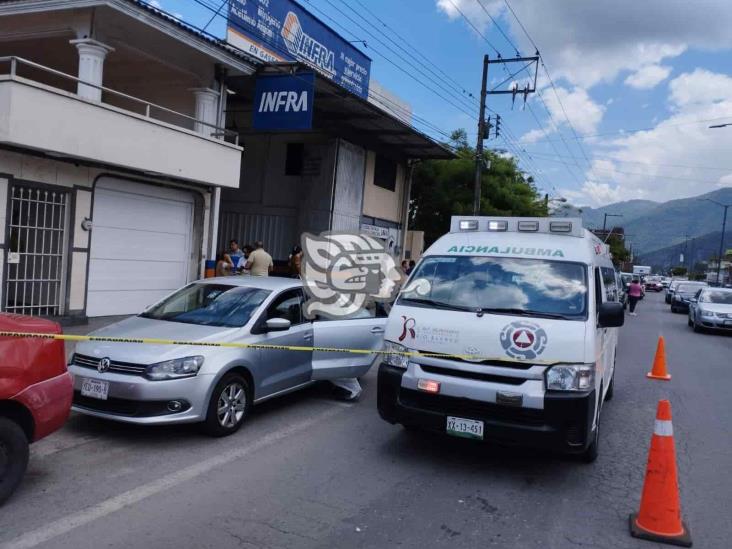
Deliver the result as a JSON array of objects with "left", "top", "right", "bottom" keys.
[{"left": 450, "top": 217, "right": 585, "bottom": 237}]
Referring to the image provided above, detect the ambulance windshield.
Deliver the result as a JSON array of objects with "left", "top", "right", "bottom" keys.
[{"left": 399, "top": 256, "right": 588, "bottom": 318}]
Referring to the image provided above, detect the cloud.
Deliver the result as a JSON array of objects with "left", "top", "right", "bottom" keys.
[
  {"left": 542, "top": 87, "right": 604, "bottom": 135},
  {"left": 436, "top": 1, "right": 732, "bottom": 88},
  {"left": 564, "top": 70, "right": 732, "bottom": 206},
  {"left": 520, "top": 128, "right": 545, "bottom": 144},
  {"left": 624, "top": 64, "right": 672, "bottom": 89}
]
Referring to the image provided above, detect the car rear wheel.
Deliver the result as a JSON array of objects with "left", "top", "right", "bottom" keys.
[
  {"left": 0, "top": 418, "right": 29, "bottom": 505},
  {"left": 202, "top": 373, "right": 251, "bottom": 437}
]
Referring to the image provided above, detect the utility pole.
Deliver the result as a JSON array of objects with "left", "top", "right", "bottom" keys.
[
  {"left": 473, "top": 54, "right": 489, "bottom": 215},
  {"left": 472, "top": 54, "right": 539, "bottom": 215},
  {"left": 698, "top": 198, "right": 730, "bottom": 284},
  {"left": 602, "top": 213, "right": 623, "bottom": 232}
]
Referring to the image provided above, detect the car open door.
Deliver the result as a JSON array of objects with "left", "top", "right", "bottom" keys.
[{"left": 310, "top": 305, "right": 387, "bottom": 380}]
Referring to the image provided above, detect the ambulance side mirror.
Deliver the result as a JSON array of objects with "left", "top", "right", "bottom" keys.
[{"left": 598, "top": 302, "right": 624, "bottom": 328}]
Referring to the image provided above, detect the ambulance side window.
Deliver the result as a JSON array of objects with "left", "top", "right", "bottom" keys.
[
  {"left": 594, "top": 268, "right": 604, "bottom": 312},
  {"left": 601, "top": 267, "right": 618, "bottom": 302}
]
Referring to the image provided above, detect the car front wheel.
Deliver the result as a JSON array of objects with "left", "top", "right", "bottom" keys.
[
  {"left": 202, "top": 373, "right": 251, "bottom": 437},
  {"left": 0, "top": 418, "right": 29, "bottom": 505}
]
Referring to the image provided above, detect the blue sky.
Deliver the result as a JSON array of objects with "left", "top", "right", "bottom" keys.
[{"left": 149, "top": 0, "right": 732, "bottom": 207}]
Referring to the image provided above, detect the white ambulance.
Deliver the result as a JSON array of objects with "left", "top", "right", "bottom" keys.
[{"left": 377, "top": 217, "right": 624, "bottom": 462}]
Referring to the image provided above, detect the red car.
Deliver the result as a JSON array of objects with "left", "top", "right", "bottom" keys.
[{"left": 0, "top": 314, "right": 73, "bottom": 504}]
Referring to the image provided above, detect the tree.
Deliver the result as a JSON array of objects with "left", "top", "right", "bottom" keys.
[
  {"left": 671, "top": 266, "right": 688, "bottom": 276},
  {"left": 410, "top": 130, "right": 546, "bottom": 246},
  {"left": 604, "top": 233, "right": 630, "bottom": 266}
]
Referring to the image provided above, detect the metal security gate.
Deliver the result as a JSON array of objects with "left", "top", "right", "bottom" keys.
[{"left": 4, "top": 185, "right": 70, "bottom": 316}]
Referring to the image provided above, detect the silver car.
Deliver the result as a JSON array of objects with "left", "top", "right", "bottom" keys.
[
  {"left": 69, "top": 277, "right": 386, "bottom": 436},
  {"left": 688, "top": 287, "right": 732, "bottom": 333}
]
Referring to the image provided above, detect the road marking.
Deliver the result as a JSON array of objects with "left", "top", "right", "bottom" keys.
[
  {"left": 30, "top": 431, "right": 100, "bottom": 459},
  {"left": 1, "top": 406, "right": 344, "bottom": 549}
]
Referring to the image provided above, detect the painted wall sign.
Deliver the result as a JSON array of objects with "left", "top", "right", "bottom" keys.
[
  {"left": 228, "top": 0, "right": 371, "bottom": 99},
  {"left": 252, "top": 72, "right": 314, "bottom": 130}
]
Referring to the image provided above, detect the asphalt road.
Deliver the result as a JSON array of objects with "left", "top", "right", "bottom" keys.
[{"left": 1, "top": 292, "right": 731, "bottom": 549}]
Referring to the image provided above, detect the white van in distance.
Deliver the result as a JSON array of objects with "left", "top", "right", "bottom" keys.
[{"left": 377, "top": 217, "right": 624, "bottom": 461}]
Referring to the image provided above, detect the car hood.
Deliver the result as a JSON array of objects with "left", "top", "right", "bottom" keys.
[
  {"left": 73, "top": 316, "right": 244, "bottom": 364},
  {"left": 697, "top": 304, "right": 732, "bottom": 314},
  {"left": 386, "top": 304, "right": 589, "bottom": 365}
]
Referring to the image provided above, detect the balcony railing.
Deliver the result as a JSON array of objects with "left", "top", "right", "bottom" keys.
[{"left": 0, "top": 55, "right": 238, "bottom": 146}]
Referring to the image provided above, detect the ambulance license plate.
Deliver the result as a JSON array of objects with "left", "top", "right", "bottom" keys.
[
  {"left": 446, "top": 416, "right": 484, "bottom": 440},
  {"left": 81, "top": 378, "right": 109, "bottom": 400}
]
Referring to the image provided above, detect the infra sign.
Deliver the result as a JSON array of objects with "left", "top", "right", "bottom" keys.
[
  {"left": 228, "top": 0, "right": 371, "bottom": 99},
  {"left": 253, "top": 72, "right": 315, "bottom": 130}
]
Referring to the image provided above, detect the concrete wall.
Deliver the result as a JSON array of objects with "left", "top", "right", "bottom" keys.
[
  {"left": 0, "top": 148, "right": 212, "bottom": 318},
  {"left": 0, "top": 79, "right": 242, "bottom": 188},
  {"left": 362, "top": 150, "right": 406, "bottom": 224}
]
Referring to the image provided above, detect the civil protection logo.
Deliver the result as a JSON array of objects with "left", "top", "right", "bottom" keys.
[
  {"left": 499, "top": 321, "right": 548, "bottom": 360},
  {"left": 301, "top": 231, "right": 403, "bottom": 319}
]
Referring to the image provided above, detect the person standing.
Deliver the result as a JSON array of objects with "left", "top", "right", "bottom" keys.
[
  {"left": 628, "top": 277, "right": 644, "bottom": 316},
  {"left": 227, "top": 240, "right": 245, "bottom": 272},
  {"left": 215, "top": 250, "right": 232, "bottom": 277},
  {"left": 288, "top": 245, "right": 303, "bottom": 278},
  {"left": 244, "top": 240, "right": 273, "bottom": 277}
]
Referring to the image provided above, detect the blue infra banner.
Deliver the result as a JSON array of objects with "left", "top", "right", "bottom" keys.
[
  {"left": 228, "top": 0, "right": 371, "bottom": 99},
  {"left": 252, "top": 72, "right": 315, "bottom": 130}
]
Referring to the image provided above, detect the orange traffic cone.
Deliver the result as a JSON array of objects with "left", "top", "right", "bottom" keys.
[
  {"left": 629, "top": 400, "right": 692, "bottom": 547},
  {"left": 647, "top": 336, "right": 671, "bottom": 380}
]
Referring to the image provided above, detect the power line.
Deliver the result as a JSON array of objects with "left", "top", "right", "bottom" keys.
[
  {"left": 522, "top": 150, "right": 732, "bottom": 172},
  {"left": 502, "top": 0, "right": 539, "bottom": 53},
  {"left": 446, "top": 0, "right": 502, "bottom": 57},
  {"left": 475, "top": 0, "right": 520, "bottom": 54}
]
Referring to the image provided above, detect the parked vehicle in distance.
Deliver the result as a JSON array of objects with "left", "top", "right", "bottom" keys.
[
  {"left": 665, "top": 279, "right": 690, "bottom": 304},
  {"left": 632, "top": 265, "right": 651, "bottom": 277},
  {"left": 69, "top": 277, "right": 386, "bottom": 436},
  {"left": 660, "top": 277, "right": 671, "bottom": 288},
  {"left": 618, "top": 272, "right": 630, "bottom": 310},
  {"left": 644, "top": 276, "right": 664, "bottom": 292},
  {"left": 378, "top": 217, "right": 624, "bottom": 463},
  {"left": 671, "top": 281, "right": 708, "bottom": 313},
  {"left": 688, "top": 288, "right": 732, "bottom": 332},
  {"left": 0, "top": 314, "right": 73, "bottom": 505}
]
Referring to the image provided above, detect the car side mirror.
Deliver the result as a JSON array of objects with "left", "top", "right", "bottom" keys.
[
  {"left": 598, "top": 302, "right": 624, "bottom": 328},
  {"left": 265, "top": 318, "right": 291, "bottom": 332},
  {"left": 689, "top": 297, "right": 698, "bottom": 303}
]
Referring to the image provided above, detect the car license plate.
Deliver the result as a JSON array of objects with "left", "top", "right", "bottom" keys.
[
  {"left": 80, "top": 378, "right": 109, "bottom": 400},
  {"left": 446, "top": 416, "right": 484, "bottom": 440}
]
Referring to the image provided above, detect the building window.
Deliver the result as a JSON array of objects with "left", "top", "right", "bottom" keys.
[
  {"left": 374, "top": 154, "right": 397, "bottom": 191},
  {"left": 285, "top": 143, "right": 305, "bottom": 176}
]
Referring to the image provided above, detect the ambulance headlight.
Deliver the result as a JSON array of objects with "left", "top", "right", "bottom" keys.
[
  {"left": 545, "top": 363, "right": 595, "bottom": 391},
  {"left": 383, "top": 341, "right": 410, "bottom": 369}
]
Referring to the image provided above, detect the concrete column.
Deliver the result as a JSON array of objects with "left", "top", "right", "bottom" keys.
[
  {"left": 190, "top": 88, "right": 220, "bottom": 137},
  {"left": 69, "top": 39, "right": 115, "bottom": 101}
]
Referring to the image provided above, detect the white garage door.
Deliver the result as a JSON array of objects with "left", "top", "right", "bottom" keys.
[{"left": 87, "top": 177, "right": 195, "bottom": 317}]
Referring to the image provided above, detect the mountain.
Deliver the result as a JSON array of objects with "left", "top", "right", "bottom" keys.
[
  {"left": 579, "top": 199, "right": 659, "bottom": 230},
  {"left": 573, "top": 188, "right": 732, "bottom": 256},
  {"left": 637, "top": 229, "right": 732, "bottom": 270}
]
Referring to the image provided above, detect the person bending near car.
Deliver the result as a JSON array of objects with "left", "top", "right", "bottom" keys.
[{"left": 627, "top": 277, "right": 644, "bottom": 316}]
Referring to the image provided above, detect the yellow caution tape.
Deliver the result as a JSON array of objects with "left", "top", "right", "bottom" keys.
[{"left": 0, "top": 330, "right": 553, "bottom": 365}]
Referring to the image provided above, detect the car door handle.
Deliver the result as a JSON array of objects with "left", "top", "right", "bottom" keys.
[
  {"left": 303, "top": 333, "right": 313, "bottom": 341},
  {"left": 370, "top": 327, "right": 385, "bottom": 334}
]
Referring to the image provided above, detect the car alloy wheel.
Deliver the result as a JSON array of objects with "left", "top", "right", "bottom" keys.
[
  {"left": 217, "top": 381, "right": 247, "bottom": 429},
  {"left": 203, "top": 372, "right": 251, "bottom": 437}
]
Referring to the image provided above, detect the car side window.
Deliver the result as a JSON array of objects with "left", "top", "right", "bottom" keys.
[
  {"left": 266, "top": 289, "right": 304, "bottom": 326},
  {"left": 595, "top": 267, "right": 604, "bottom": 310},
  {"left": 313, "top": 301, "right": 388, "bottom": 321}
]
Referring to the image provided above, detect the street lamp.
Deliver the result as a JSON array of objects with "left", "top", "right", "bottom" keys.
[
  {"left": 697, "top": 198, "right": 731, "bottom": 285},
  {"left": 709, "top": 123, "right": 732, "bottom": 129},
  {"left": 602, "top": 213, "right": 623, "bottom": 231}
]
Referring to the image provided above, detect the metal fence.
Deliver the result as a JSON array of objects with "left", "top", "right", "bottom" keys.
[{"left": 4, "top": 185, "right": 70, "bottom": 316}]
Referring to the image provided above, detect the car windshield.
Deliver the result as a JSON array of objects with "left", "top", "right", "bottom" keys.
[
  {"left": 700, "top": 290, "right": 732, "bottom": 304},
  {"left": 399, "top": 256, "right": 588, "bottom": 318},
  {"left": 140, "top": 283, "right": 270, "bottom": 327}
]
